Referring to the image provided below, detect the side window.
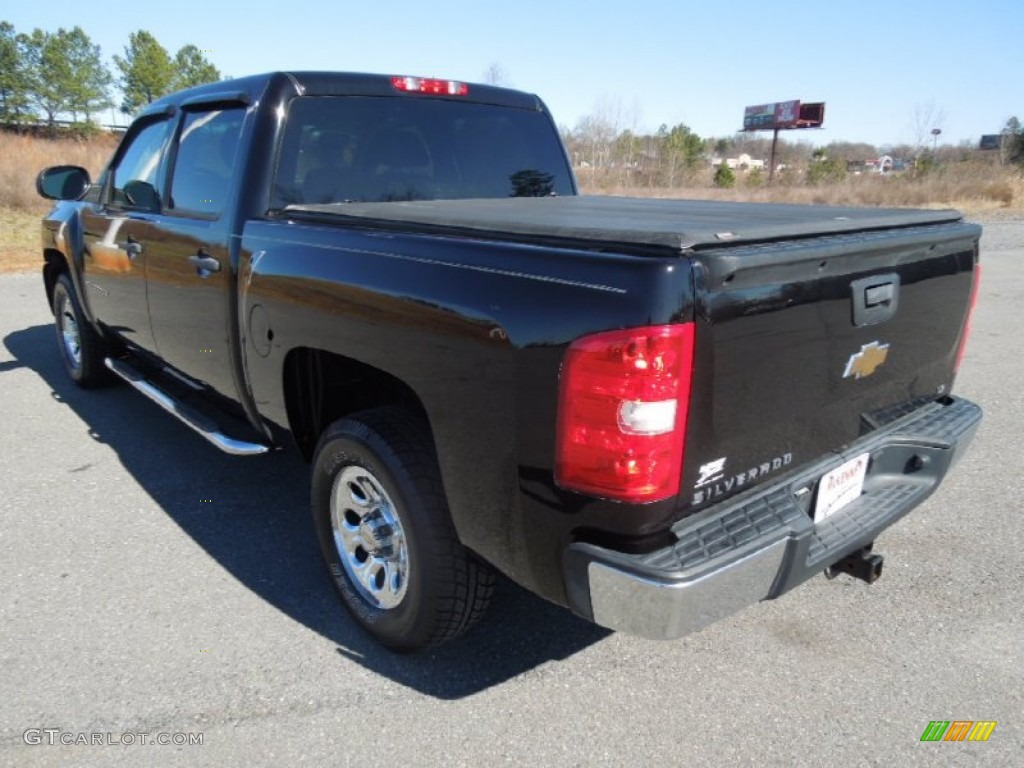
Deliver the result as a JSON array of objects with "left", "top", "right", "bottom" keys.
[
  {"left": 168, "top": 109, "right": 244, "bottom": 217},
  {"left": 110, "top": 119, "right": 172, "bottom": 211}
]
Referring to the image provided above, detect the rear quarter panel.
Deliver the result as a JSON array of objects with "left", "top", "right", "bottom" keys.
[{"left": 239, "top": 218, "right": 696, "bottom": 601}]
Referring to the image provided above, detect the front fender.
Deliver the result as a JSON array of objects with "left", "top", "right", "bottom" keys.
[{"left": 41, "top": 203, "right": 93, "bottom": 322}]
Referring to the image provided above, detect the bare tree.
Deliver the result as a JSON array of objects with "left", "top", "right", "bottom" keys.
[
  {"left": 481, "top": 63, "right": 510, "bottom": 86},
  {"left": 572, "top": 112, "right": 616, "bottom": 183},
  {"left": 567, "top": 96, "right": 624, "bottom": 187},
  {"left": 822, "top": 141, "right": 879, "bottom": 163},
  {"left": 615, "top": 98, "right": 643, "bottom": 186},
  {"left": 908, "top": 100, "right": 947, "bottom": 155}
]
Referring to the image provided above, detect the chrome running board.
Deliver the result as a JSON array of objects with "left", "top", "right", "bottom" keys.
[{"left": 104, "top": 357, "right": 270, "bottom": 456}]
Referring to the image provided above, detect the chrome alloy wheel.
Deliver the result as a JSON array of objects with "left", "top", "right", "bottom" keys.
[
  {"left": 55, "top": 290, "right": 82, "bottom": 369},
  {"left": 330, "top": 465, "right": 409, "bottom": 610}
]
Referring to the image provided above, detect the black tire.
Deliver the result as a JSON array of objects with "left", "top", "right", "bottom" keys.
[
  {"left": 311, "top": 407, "right": 495, "bottom": 652},
  {"left": 51, "top": 273, "right": 109, "bottom": 387}
]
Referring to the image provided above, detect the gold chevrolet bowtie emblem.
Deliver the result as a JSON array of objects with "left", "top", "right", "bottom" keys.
[{"left": 843, "top": 341, "right": 890, "bottom": 379}]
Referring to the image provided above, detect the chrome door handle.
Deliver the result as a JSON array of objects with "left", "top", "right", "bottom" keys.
[
  {"left": 188, "top": 254, "right": 222, "bottom": 275},
  {"left": 120, "top": 240, "right": 143, "bottom": 258}
]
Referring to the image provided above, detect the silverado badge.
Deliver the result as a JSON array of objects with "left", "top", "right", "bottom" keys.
[{"left": 843, "top": 341, "right": 890, "bottom": 379}]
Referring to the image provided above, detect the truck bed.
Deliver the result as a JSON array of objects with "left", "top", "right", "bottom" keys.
[
  {"left": 288, "top": 196, "right": 963, "bottom": 255},
  {"left": 286, "top": 193, "right": 979, "bottom": 516}
]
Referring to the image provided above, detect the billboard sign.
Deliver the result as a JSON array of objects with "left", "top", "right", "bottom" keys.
[
  {"left": 743, "top": 100, "right": 800, "bottom": 130},
  {"left": 743, "top": 101, "right": 825, "bottom": 131}
]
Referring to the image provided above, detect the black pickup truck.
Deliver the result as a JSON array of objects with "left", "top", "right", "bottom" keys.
[{"left": 37, "top": 72, "right": 982, "bottom": 651}]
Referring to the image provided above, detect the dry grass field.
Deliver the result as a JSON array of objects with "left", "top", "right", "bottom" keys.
[
  {"left": 0, "top": 132, "right": 118, "bottom": 213},
  {"left": 0, "top": 132, "right": 118, "bottom": 274},
  {"left": 0, "top": 207, "right": 41, "bottom": 275},
  {"left": 579, "top": 162, "right": 1024, "bottom": 214},
  {"left": 2, "top": 131, "right": 1021, "bottom": 274}
]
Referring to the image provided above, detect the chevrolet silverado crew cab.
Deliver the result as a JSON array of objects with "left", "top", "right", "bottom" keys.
[{"left": 36, "top": 72, "right": 982, "bottom": 652}]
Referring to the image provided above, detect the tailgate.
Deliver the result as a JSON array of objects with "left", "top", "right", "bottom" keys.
[{"left": 681, "top": 220, "right": 980, "bottom": 510}]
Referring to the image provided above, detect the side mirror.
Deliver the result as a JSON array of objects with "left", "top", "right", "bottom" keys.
[
  {"left": 36, "top": 165, "right": 91, "bottom": 201},
  {"left": 122, "top": 179, "right": 161, "bottom": 211}
]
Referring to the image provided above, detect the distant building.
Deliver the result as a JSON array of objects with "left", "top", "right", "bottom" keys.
[
  {"left": 979, "top": 135, "right": 1003, "bottom": 151},
  {"left": 845, "top": 156, "right": 907, "bottom": 175},
  {"left": 710, "top": 153, "right": 765, "bottom": 171}
]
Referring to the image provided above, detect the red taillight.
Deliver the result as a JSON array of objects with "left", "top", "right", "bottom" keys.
[
  {"left": 391, "top": 75, "right": 468, "bottom": 96},
  {"left": 555, "top": 324, "right": 695, "bottom": 503},
  {"left": 954, "top": 263, "right": 981, "bottom": 372}
]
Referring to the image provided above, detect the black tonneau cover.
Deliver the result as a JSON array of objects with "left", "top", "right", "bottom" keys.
[{"left": 289, "top": 196, "right": 962, "bottom": 254}]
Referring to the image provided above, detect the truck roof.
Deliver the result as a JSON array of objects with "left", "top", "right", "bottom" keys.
[
  {"left": 142, "top": 71, "right": 543, "bottom": 116},
  {"left": 290, "top": 196, "right": 964, "bottom": 254}
]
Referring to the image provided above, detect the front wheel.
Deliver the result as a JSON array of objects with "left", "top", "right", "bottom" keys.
[
  {"left": 311, "top": 407, "right": 495, "bottom": 652},
  {"left": 51, "top": 273, "right": 109, "bottom": 387}
]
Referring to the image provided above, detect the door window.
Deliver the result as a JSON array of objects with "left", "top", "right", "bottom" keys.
[
  {"left": 168, "top": 109, "right": 244, "bottom": 217},
  {"left": 110, "top": 119, "right": 172, "bottom": 211}
]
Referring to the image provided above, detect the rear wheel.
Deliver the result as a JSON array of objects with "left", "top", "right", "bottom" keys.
[
  {"left": 311, "top": 407, "right": 495, "bottom": 651},
  {"left": 52, "top": 273, "right": 108, "bottom": 387}
]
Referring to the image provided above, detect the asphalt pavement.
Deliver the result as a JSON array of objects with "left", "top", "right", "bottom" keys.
[{"left": 1, "top": 218, "right": 1021, "bottom": 767}]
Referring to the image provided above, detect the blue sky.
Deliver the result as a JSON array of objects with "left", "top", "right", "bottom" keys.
[{"left": 6, "top": 0, "right": 1022, "bottom": 147}]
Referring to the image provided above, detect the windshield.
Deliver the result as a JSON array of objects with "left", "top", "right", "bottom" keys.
[{"left": 272, "top": 95, "right": 575, "bottom": 206}]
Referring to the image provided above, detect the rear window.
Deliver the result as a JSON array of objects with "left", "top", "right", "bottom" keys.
[{"left": 272, "top": 96, "right": 574, "bottom": 207}]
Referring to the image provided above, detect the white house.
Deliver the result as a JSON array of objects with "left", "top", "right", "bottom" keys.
[{"left": 710, "top": 153, "right": 766, "bottom": 171}]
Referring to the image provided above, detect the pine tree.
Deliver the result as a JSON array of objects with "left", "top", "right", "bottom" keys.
[
  {"left": 63, "top": 26, "right": 112, "bottom": 122},
  {"left": 114, "top": 30, "right": 174, "bottom": 114},
  {"left": 172, "top": 45, "right": 221, "bottom": 90},
  {"left": 713, "top": 162, "right": 736, "bottom": 189},
  {"left": 0, "top": 22, "right": 32, "bottom": 123},
  {"left": 20, "top": 29, "right": 72, "bottom": 127}
]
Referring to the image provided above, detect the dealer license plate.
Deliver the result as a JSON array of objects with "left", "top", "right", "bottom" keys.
[{"left": 813, "top": 452, "right": 870, "bottom": 523}]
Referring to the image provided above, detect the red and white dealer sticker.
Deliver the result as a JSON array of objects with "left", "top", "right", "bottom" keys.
[{"left": 813, "top": 452, "right": 870, "bottom": 522}]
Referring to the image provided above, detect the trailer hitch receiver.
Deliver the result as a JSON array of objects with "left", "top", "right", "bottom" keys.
[{"left": 825, "top": 544, "right": 884, "bottom": 584}]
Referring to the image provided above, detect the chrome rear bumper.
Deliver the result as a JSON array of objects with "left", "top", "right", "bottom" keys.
[{"left": 563, "top": 396, "right": 981, "bottom": 639}]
